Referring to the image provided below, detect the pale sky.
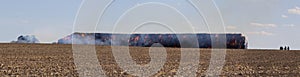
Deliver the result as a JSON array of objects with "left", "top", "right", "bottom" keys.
[{"left": 0, "top": 0, "right": 299, "bottom": 50}]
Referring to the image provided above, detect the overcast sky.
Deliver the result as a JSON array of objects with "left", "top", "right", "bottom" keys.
[{"left": 0, "top": 0, "right": 300, "bottom": 50}]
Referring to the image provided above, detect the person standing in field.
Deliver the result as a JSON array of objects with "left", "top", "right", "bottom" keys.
[{"left": 284, "top": 46, "right": 287, "bottom": 50}]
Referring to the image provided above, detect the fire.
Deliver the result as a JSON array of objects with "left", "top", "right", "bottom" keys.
[
  {"left": 58, "top": 33, "right": 247, "bottom": 49},
  {"left": 81, "top": 34, "right": 85, "bottom": 37},
  {"left": 134, "top": 36, "right": 140, "bottom": 41}
]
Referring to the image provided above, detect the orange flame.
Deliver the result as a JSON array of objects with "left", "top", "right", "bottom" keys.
[{"left": 81, "top": 34, "right": 85, "bottom": 37}]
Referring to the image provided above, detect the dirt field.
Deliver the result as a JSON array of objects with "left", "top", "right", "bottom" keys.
[{"left": 0, "top": 43, "right": 300, "bottom": 76}]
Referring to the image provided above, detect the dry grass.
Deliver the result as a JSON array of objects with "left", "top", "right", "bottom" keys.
[{"left": 0, "top": 43, "right": 300, "bottom": 76}]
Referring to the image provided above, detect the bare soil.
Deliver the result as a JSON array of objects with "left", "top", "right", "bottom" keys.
[{"left": 0, "top": 43, "right": 300, "bottom": 77}]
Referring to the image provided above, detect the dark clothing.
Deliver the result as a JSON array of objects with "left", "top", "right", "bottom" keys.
[{"left": 280, "top": 47, "right": 283, "bottom": 50}]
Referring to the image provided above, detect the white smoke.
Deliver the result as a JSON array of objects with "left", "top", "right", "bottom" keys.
[{"left": 11, "top": 35, "right": 40, "bottom": 43}]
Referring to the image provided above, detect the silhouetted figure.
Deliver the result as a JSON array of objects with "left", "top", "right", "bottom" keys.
[
  {"left": 280, "top": 46, "right": 283, "bottom": 50},
  {"left": 287, "top": 46, "right": 290, "bottom": 50},
  {"left": 284, "top": 46, "right": 287, "bottom": 50}
]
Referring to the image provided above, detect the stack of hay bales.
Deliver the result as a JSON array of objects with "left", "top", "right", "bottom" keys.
[
  {"left": 11, "top": 35, "right": 39, "bottom": 43},
  {"left": 58, "top": 33, "right": 247, "bottom": 49}
]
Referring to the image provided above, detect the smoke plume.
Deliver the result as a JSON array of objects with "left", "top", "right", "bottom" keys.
[
  {"left": 11, "top": 35, "right": 40, "bottom": 43},
  {"left": 58, "top": 33, "right": 247, "bottom": 49}
]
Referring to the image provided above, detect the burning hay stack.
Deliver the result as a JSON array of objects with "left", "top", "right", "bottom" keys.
[
  {"left": 11, "top": 35, "right": 40, "bottom": 43},
  {"left": 58, "top": 33, "right": 247, "bottom": 49}
]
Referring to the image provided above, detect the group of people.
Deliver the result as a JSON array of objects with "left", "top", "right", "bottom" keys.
[{"left": 280, "top": 46, "right": 290, "bottom": 50}]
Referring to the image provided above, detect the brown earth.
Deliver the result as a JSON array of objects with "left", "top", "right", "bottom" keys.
[{"left": 0, "top": 43, "right": 300, "bottom": 77}]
